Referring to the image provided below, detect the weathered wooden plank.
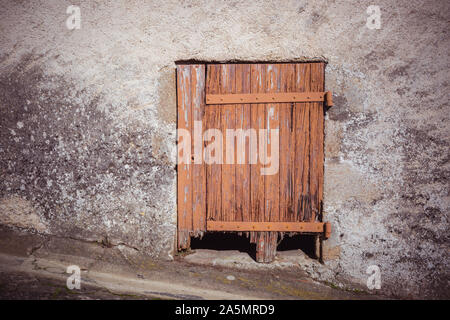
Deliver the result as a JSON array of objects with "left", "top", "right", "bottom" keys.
[
  {"left": 234, "top": 65, "right": 243, "bottom": 223},
  {"left": 264, "top": 65, "right": 281, "bottom": 262},
  {"left": 250, "top": 64, "right": 265, "bottom": 223},
  {"left": 221, "top": 64, "right": 236, "bottom": 222},
  {"left": 234, "top": 64, "right": 252, "bottom": 222},
  {"left": 279, "top": 64, "right": 296, "bottom": 222},
  {"left": 255, "top": 231, "right": 278, "bottom": 263},
  {"left": 205, "top": 92, "right": 325, "bottom": 104},
  {"left": 253, "top": 64, "right": 278, "bottom": 263},
  {"left": 249, "top": 64, "right": 264, "bottom": 250},
  {"left": 306, "top": 63, "right": 324, "bottom": 258},
  {"left": 205, "top": 65, "right": 222, "bottom": 223},
  {"left": 176, "top": 65, "right": 193, "bottom": 249},
  {"left": 207, "top": 221, "right": 326, "bottom": 232},
  {"left": 309, "top": 64, "right": 319, "bottom": 222},
  {"left": 294, "top": 63, "right": 311, "bottom": 222},
  {"left": 310, "top": 62, "right": 325, "bottom": 222},
  {"left": 264, "top": 64, "right": 280, "bottom": 223},
  {"left": 318, "top": 66, "right": 325, "bottom": 219},
  {"left": 191, "top": 65, "right": 206, "bottom": 235}
]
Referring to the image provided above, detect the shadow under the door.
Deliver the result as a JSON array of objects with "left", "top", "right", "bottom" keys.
[
  {"left": 190, "top": 232, "right": 257, "bottom": 260},
  {"left": 277, "top": 234, "right": 317, "bottom": 259},
  {"left": 190, "top": 232, "right": 317, "bottom": 261}
]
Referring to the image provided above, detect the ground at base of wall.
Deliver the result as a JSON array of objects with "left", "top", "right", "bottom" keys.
[
  {"left": 0, "top": 226, "right": 385, "bottom": 300},
  {"left": 183, "top": 249, "right": 312, "bottom": 270}
]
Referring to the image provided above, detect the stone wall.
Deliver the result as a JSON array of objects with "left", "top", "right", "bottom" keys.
[{"left": 0, "top": 0, "right": 448, "bottom": 298}]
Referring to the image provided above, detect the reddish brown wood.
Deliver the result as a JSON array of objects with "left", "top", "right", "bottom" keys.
[
  {"left": 257, "top": 65, "right": 280, "bottom": 262},
  {"left": 325, "top": 91, "right": 333, "bottom": 107},
  {"left": 207, "top": 221, "right": 327, "bottom": 232},
  {"left": 279, "top": 64, "right": 295, "bottom": 222},
  {"left": 264, "top": 65, "right": 280, "bottom": 223},
  {"left": 310, "top": 63, "right": 325, "bottom": 222},
  {"left": 221, "top": 64, "right": 236, "bottom": 222},
  {"left": 177, "top": 62, "right": 327, "bottom": 262},
  {"left": 255, "top": 231, "right": 278, "bottom": 263},
  {"left": 249, "top": 65, "right": 267, "bottom": 261},
  {"left": 191, "top": 65, "right": 206, "bottom": 235},
  {"left": 177, "top": 65, "right": 193, "bottom": 249},
  {"left": 294, "top": 63, "right": 311, "bottom": 222},
  {"left": 205, "top": 92, "right": 325, "bottom": 104},
  {"left": 234, "top": 64, "right": 251, "bottom": 223},
  {"left": 318, "top": 72, "right": 325, "bottom": 219},
  {"left": 250, "top": 64, "right": 265, "bottom": 223},
  {"left": 205, "top": 65, "right": 222, "bottom": 223}
]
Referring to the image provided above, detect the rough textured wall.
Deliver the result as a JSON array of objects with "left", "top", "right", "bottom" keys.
[{"left": 0, "top": 0, "right": 448, "bottom": 298}]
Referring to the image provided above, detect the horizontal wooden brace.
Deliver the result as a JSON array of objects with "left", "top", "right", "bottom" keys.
[
  {"left": 207, "top": 221, "right": 331, "bottom": 237},
  {"left": 206, "top": 92, "right": 329, "bottom": 105}
]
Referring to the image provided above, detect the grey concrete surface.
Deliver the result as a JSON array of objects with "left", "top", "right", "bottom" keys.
[
  {"left": 0, "top": 0, "right": 448, "bottom": 298},
  {"left": 0, "top": 226, "right": 382, "bottom": 300}
]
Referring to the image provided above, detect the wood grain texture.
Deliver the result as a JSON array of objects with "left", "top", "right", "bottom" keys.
[
  {"left": 249, "top": 65, "right": 264, "bottom": 249},
  {"left": 264, "top": 64, "right": 280, "bottom": 223},
  {"left": 294, "top": 63, "right": 311, "bottom": 222},
  {"left": 255, "top": 231, "right": 278, "bottom": 263},
  {"left": 205, "top": 65, "right": 222, "bottom": 223},
  {"left": 176, "top": 65, "right": 193, "bottom": 249},
  {"left": 207, "top": 221, "right": 325, "bottom": 232},
  {"left": 310, "top": 62, "right": 325, "bottom": 222},
  {"left": 279, "top": 64, "right": 295, "bottom": 222},
  {"left": 221, "top": 64, "right": 236, "bottom": 222},
  {"left": 234, "top": 64, "right": 252, "bottom": 222},
  {"left": 178, "top": 62, "right": 326, "bottom": 260},
  {"left": 205, "top": 92, "right": 325, "bottom": 104},
  {"left": 250, "top": 64, "right": 266, "bottom": 223},
  {"left": 191, "top": 65, "right": 206, "bottom": 235}
]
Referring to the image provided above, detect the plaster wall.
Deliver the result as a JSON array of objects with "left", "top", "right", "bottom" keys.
[{"left": 0, "top": 0, "right": 448, "bottom": 298}]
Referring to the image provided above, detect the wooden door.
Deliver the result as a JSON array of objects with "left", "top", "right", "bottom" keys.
[{"left": 177, "top": 63, "right": 331, "bottom": 262}]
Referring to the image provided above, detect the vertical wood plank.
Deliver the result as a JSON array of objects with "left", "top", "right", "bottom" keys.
[
  {"left": 294, "top": 63, "right": 311, "bottom": 222},
  {"left": 191, "top": 65, "right": 206, "bottom": 234},
  {"left": 250, "top": 64, "right": 265, "bottom": 224},
  {"left": 253, "top": 64, "right": 279, "bottom": 263},
  {"left": 205, "top": 65, "right": 222, "bottom": 223},
  {"left": 235, "top": 64, "right": 251, "bottom": 222},
  {"left": 255, "top": 231, "right": 278, "bottom": 263},
  {"left": 279, "top": 64, "right": 295, "bottom": 222},
  {"left": 264, "top": 64, "right": 280, "bottom": 223},
  {"left": 249, "top": 64, "right": 264, "bottom": 250},
  {"left": 221, "top": 64, "right": 236, "bottom": 222},
  {"left": 309, "top": 62, "right": 325, "bottom": 222},
  {"left": 308, "top": 64, "right": 318, "bottom": 222},
  {"left": 177, "top": 65, "right": 193, "bottom": 249},
  {"left": 317, "top": 64, "right": 325, "bottom": 220}
]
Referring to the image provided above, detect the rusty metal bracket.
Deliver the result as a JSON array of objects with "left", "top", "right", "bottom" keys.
[
  {"left": 207, "top": 221, "right": 331, "bottom": 238},
  {"left": 324, "top": 222, "right": 331, "bottom": 239},
  {"left": 325, "top": 91, "right": 333, "bottom": 107},
  {"left": 205, "top": 91, "right": 333, "bottom": 106}
]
